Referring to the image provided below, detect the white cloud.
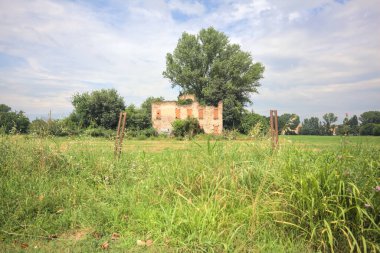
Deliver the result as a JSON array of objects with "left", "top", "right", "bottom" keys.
[
  {"left": 168, "top": 0, "right": 206, "bottom": 16},
  {"left": 0, "top": 0, "right": 379, "bottom": 120}
]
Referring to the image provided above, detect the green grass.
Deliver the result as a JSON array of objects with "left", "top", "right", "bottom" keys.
[
  {"left": 0, "top": 135, "right": 379, "bottom": 252},
  {"left": 282, "top": 135, "right": 380, "bottom": 149}
]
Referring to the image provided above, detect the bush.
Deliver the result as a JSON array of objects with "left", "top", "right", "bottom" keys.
[
  {"left": 140, "top": 127, "right": 158, "bottom": 137},
  {"left": 29, "top": 119, "right": 49, "bottom": 136},
  {"left": 84, "top": 127, "right": 114, "bottom": 138},
  {"left": 125, "top": 127, "right": 158, "bottom": 139},
  {"left": 248, "top": 122, "right": 267, "bottom": 139},
  {"left": 222, "top": 129, "right": 239, "bottom": 140},
  {"left": 30, "top": 119, "right": 82, "bottom": 137},
  {"left": 172, "top": 117, "right": 203, "bottom": 138},
  {"left": 240, "top": 112, "right": 269, "bottom": 135}
]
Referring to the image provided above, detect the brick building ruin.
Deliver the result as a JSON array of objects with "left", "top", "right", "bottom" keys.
[{"left": 151, "top": 94, "right": 223, "bottom": 134}]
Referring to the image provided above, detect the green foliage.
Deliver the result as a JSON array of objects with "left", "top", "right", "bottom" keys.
[
  {"left": 248, "top": 121, "right": 267, "bottom": 138},
  {"left": 71, "top": 89, "right": 125, "bottom": 129},
  {"left": 0, "top": 105, "right": 30, "bottom": 134},
  {"left": 163, "top": 27, "right": 265, "bottom": 129},
  {"left": 125, "top": 104, "right": 151, "bottom": 130},
  {"left": 172, "top": 117, "right": 203, "bottom": 138},
  {"left": 125, "top": 127, "right": 158, "bottom": 139},
  {"left": 359, "top": 111, "right": 380, "bottom": 125},
  {"left": 322, "top": 113, "right": 338, "bottom": 135},
  {"left": 176, "top": 98, "right": 193, "bottom": 105},
  {"left": 0, "top": 104, "right": 11, "bottom": 113},
  {"left": 347, "top": 115, "right": 359, "bottom": 135},
  {"left": 125, "top": 97, "right": 164, "bottom": 131},
  {"left": 239, "top": 111, "right": 269, "bottom": 135},
  {"left": 359, "top": 123, "right": 380, "bottom": 136},
  {"left": 30, "top": 118, "right": 82, "bottom": 137},
  {"left": 84, "top": 127, "right": 114, "bottom": 138},
  {"left": 278, "top": 113, "right": 300, "bottom": 135},
  {"left": 140, "top": 96, "right": 164, "bottom": 119},
  {"left": 222, "top": 129, "right": 239, "bottom": 140},
  {"left": 300, "top": 117, "right": 322, "bottom": 135}
]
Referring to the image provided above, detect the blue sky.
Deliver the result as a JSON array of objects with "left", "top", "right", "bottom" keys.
[{"left": 0, "top": 0, "right": 379, "bottom": 121}]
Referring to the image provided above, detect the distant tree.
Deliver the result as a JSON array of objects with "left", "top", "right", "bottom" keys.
[
  {"left": 239, "top": 111, "right": 269, "bottom": 135},
  {"left": 322, "top": 113, "right": 338, "bottom": 135},
  {"left": 347, "top": 115, "right": 359, "bottom": 135},
  {"left": 0, "top": 105, "right": 30, "bottom": 134},
  {"left": 163, "top": 27, "right": 265, "bottom": 129},
  {"left": 359, "top": 111, "right": 380, "bottom": 125},
  {"left": 0, "top": 104, "right": 11, "bottom": 113},
  {"left": 373, "top": 125, "right": 380, "bottom": 136},
  {"left": 359, "top": 123, "right": 378, "bottom": 136},
  {"left": 278, "top": 113, "right": 300, "bottom": 135},
  {"left": 125, "top": 104, "right": 151, "bottom": 130},
  {"left": 300, "top": 117, "right": 322, "bottom": 135},
  {"left": 71, "top": 89, "right": 125, "bottom": 129}
]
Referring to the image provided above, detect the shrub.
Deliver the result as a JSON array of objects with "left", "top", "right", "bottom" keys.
[
  {"left": 248, "top": 122, "right": 266, "bottom": 138},
  {"left": 84, "top": 127, "right": 114, "bottom": 138},
  {"left": 140, "top": 127, "right": 158, "bottom": 137},
  {"left": 172, "top": 117, "right": 203, "bottom": 138},
  {"left": 222, "top": 129, "right": 239, "bottom": 140},
  {"left": 240, "top": 112, "right": 269, "bottom": 135},
  {"left": 29, "top": 119, "right": 49, "bottom": 136},
  {"left": 30, "top": 119, "right": 81, "bottom": 137}
]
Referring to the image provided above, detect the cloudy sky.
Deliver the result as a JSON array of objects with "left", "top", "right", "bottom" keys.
[{"left": 0, "top": 0, "right": 379, "bottom": 121}]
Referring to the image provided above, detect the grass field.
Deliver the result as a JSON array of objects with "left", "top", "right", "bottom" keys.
[{"left": 0, "top": 135, "right": 379, "bottom": 252}]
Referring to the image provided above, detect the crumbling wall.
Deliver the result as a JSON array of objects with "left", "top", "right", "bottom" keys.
[{"left": 152, "top": 100, "right": 223, "bottom": 134}]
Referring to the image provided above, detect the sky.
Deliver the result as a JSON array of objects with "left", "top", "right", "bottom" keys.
[{"left": 0, "top": 0, "right": 379, "bottom": 121}]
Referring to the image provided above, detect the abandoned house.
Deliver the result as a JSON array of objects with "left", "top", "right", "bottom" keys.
[{"left": 151, "top": 94, "right": 223, "bottom": 134}]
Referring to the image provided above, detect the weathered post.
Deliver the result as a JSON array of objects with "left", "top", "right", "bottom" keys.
[
  {"left": 114, "top": 112, "right": 127, "bottom": 159},
  {"left": 270, "top": 110, "right": 279, "bottom": 148}
]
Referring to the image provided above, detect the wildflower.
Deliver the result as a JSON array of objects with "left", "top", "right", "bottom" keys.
[{"left": 375, "top": 186, "right": 380, "bottom": 192}]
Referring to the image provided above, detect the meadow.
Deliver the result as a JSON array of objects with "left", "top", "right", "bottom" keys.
[{"left": 0, "top": 135, "right": 379, "bottom": 252}]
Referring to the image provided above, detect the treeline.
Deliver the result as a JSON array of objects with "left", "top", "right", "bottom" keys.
[
  {"left": 1, "top": 89, "right": 379, "bottom": 137},
  {"left": 0, "top": 89, "right": 163, "bottom": 139}
]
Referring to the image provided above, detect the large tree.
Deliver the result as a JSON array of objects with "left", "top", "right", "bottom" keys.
[
  {"left": 163, "top": 27, "right": 265, "bottom": 129},
  {"left": 71, "top": 89, "right": 125, "bottom": 129}
]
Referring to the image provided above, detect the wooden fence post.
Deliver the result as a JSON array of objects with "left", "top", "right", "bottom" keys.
[
  {"left": 270, "top": 110, "right": 279, "bottom": 148},
  {"left": 114, "top": 112, "right": 127, "bottom": 159}
]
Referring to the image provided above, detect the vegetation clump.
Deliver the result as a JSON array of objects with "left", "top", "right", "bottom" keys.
[{"left": 171, "top": 117, "right": 203, "bottom": 138}]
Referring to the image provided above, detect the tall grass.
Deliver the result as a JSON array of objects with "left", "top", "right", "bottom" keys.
[{"left": 0, "top": 135, "right": 379, "bottom": 252}]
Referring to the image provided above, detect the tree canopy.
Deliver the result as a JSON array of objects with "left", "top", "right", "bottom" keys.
[
  {"left": 71, "top": 89, "right": 125, "bottom": 129},
  {"left": 278, "top": 113, "right": 300, "bottom": 135},
  {"left": 322, "top": 113, "right": 338, "bottom": 135},
  {"left": 300, "top": 117, "right": 322, "bottom": 135},
  {"left": 359, "top": 111, "right": 380, "bottom": 125},
  {"left": 0, "top": 104, "right": 30, "bottom": 134},
  {"left": 163, "top": 27, "right": 265, "bottom": 129}
]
